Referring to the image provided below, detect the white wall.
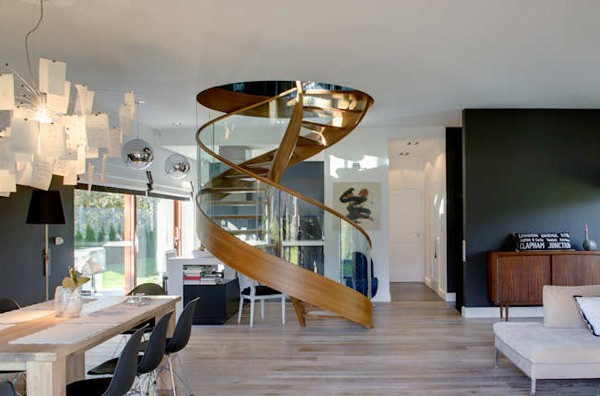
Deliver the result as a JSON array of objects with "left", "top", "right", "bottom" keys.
[
  {"left": 324, "top": 126, "right": 445, "bottom": 302},
  {"left": 422, "top": 148, "right": 447, "bottom": 298}
]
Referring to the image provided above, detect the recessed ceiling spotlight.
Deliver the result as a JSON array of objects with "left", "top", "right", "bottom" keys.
[
  {"left": 414, "top": 141, "right": 419, "bottom": 145},
  {"left": 172, "top": 121, "right": 182, "bottom": 126}
]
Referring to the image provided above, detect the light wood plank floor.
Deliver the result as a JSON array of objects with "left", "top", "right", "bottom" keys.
[
  {"left": 390, "top": 282, "right": 443, "bottom": 302},
  {"left": 82, "top": 297, "right": 600, "bottom": 396}
]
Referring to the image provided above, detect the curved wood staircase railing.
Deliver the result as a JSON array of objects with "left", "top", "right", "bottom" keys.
[{"left": 195, "top": 81, "right": 374, "bottom": 328}]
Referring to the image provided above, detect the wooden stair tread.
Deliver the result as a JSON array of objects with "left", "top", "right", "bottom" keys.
[
  {"left": 228, "top": 229, "right": 262, "bottom": 235},
  {"left": 211, "top": 201, "right": 259, "bottom": 206},
  {"left": 302, "top": 120, "right": 344, "bottom": 132},
  {"left": 211, "top": 214, "right": 262, "bottom": 220},
  {"left": 303, "top": 105, "right": 362, "bottom": 116},
  {"left": 201, "top": 186, "right": 262, "bottom": 193}
]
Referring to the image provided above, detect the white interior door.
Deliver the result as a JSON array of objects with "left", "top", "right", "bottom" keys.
[{"left": 389, "top": 188, "right": 424, "bottom": 282}]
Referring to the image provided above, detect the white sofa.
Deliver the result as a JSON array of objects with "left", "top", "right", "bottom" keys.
[{"left": 494, "top": 285, "right": 600, "bottom": 395}]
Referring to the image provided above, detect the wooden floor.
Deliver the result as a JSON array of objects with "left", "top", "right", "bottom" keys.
[
  {"left": 84, "top": 283, "right": 600, "bottom": 395},
  {"left": 390, "top": 282, "right": 444, "bottom": 302}
]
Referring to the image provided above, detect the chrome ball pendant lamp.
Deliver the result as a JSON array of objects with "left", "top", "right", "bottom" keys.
[
  {"left": 164, "top": 153, "right": 190, "bottom": 179},
  {"left": 121, "top": 138, "right": 154, "bottom": 170}
]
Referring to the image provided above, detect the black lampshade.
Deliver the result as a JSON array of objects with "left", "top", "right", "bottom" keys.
[{"left": 26, "top": 190, "right": 66, "bottom": 225}]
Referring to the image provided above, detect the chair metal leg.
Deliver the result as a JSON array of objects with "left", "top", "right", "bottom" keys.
[
  {"left": 237, "top": 297, "right": 243, "bottom": 324},
  {"left": 530, "top": 378, "right": 536, "bottom": 395},
  {"left": 281, "top": 297, "right": 285, "bottom": 325},
  {"left": 168, "top": 355, "right": 177, "bottom": 396},
  {"left": 175, "top": 353, "right": 193, "bottom": 396},
  {"left": 249, "top": 299, "right": 255, "bottom": 327}
]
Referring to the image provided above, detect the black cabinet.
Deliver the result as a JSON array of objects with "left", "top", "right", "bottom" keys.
[{"left": 183, "top": 278, "right": 240, "bottom": 325}]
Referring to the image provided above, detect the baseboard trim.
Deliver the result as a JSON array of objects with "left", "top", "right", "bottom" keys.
[
  {"left": 461, "top": 306, "right": 544, "bottom": 319},
  {"left": 444, "top": 292, "right": 456, "bottom": 303}
]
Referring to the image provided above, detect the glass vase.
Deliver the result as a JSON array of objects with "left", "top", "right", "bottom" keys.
[{"left": 54, "top": 286, "right": 84, "bottom": 318}]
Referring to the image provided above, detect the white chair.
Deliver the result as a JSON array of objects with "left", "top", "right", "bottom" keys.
[{"left": 237, "top": 274, "right": 285, "bottom": 327}]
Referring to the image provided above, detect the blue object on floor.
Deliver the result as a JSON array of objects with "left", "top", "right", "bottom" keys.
[{"left": 343, "top": 252, "right": 378, "bottom": 298}]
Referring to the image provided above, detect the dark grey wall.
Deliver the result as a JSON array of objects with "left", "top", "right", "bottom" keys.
[
  {"left": 446, "top": 127, "right": 462, "bottom": 307},
  {"left": 0, "top": 177, "right": 74, "bottom": 307},
  {"left": 463, "top": 109, "right": 600, "bottom": 307},
  {"left": 280, "top": 161, "right": 324, "bottom": 209}
]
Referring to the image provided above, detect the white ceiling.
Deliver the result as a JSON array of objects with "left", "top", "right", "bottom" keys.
[{"left": 2, "top": 0, "right": 600, "bottom": 149}]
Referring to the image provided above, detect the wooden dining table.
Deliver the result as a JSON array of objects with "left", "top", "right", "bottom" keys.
[{"left": 0, "top": 295, "right": 180, "bottom": 396}]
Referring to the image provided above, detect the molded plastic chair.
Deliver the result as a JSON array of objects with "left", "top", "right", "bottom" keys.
[
  {"left": 128, "top": 283, "right": 167, "bottom": 297},
  {"left": 114, "top": 282, "right": 167, "bottom": 354},
  {"left": 87, "top": 312, "right": 174, "bottom": 394},
  {"left": 157, "top": 297, "right": 199, "bottom": 396},
  {"left": 237, "top": 274, "right": 285, "bottom": 327},
  {"left": 0, "top": 381, "right": 17, "bottom": 396},
  {"left": 0, "top": 299, "right": 19, "bottom": 315},
  {"left": 67, "top": 326, "right": 146, "bottom": 396}
]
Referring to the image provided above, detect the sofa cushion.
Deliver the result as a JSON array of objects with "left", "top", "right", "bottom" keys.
[
  {"left": 543, "top": 285, "right": 600, "bottom": 328},
  {"left": 574, "top": 296, "right": 600, "bottom": 336},
  {"left": 494, "top": 322, "right": 600, "bottom": 364}
]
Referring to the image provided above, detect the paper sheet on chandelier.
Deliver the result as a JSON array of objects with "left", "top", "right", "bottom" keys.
[
  {"left": 15, "top": 153, "right": 33, "bottom": 163},
  {"left": 54, "top": 160, "right": 78, "bottom": 185},
  {"left": 29, "top": 157, "right": 56, "bottom": 191},
  {"left": 85, "top": 113, "right": 110, "bottom": 149},
  {"left": 9, "top": 117, "right": 38, "bottom": 154},
  {"left": 0, "top": 126, "right": 10, "bottom": 138},
  {"left": 119, "top": 104, "right": 133, "bottom": 136},
  {"left": 62, "top": 115, "right": 87, "bottom": 150},
  {"left": 0, "top": 138, "right": 15, "bottom": 170},
  {"left": 46, "top": 81, "right": 71, "bottom": 115},
  {"left": 100, "top": 153, "right": 108, "bottom": 182},
  {"left": 86, "top": 146, "right": 98, "bottom": 159},
  {"left": 16, "top": 161, "right": 32, "bottom": 186},
  {"left": 0, "top": 74, "right": 15, "bottom": 111},
  {"left": 124, "top": 91, "right": 135, "bottom": 110},
  {"left": 86, "top": 162, "right": 95, "bottom": 192},
  {"left": 40, "top": 122, "right": 66, "bottom": 159},
  {"left": 119, "top": 91, "right": 135, "bottom": 136},
  {"left": 76, "top": 145, "right": 86, "bottom": 174},
  {"left": 39, "top": 58, "right": 67, "bottom": 96},
  {"left": 108, "top": 127, "right": 122, "bottom": 158},
  {"left": 74, "top": 84, "right": 94, "bottom": 115},
  {"left": 0, "top": 170, "right": 16, "bottom": 193}
]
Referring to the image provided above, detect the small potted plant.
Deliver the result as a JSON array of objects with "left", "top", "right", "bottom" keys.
[{"left": 54, "top": 267, "right": 90, "bottom": 317}]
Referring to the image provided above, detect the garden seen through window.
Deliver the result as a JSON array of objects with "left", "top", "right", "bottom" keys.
[{"left": 74, "top": 190, "right": 174, "bottom": 294}]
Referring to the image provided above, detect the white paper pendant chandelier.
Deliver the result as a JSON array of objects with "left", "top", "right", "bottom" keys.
[{"left": 0, "top": 0, "right": 136, "bottom": 196}]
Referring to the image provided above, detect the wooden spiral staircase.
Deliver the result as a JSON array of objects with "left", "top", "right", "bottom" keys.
[{"left": 195, "top": 81, "right": 375, "bottom": 328}]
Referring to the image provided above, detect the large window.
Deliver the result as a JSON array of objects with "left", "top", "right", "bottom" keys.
[{"left": 74, "top": 189, "right": 177, "bottom": 294}]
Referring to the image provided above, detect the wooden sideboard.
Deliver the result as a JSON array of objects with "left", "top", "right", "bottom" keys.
[{"left": 488, "top": 250, "right": 600, "bottom": 320}]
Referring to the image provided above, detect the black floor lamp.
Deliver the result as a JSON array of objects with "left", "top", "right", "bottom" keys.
[{"left": 26, "top": 190, "right": 66, "bottom": 301}]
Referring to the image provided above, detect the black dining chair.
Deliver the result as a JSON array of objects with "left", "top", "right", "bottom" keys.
[
  {"left": 153, "top": 297, "right": 199, "bottom": 396},
  {"left": 0, "top": 299, "right": 24, "bottom": 394},
  {"left": 87, "top": 311, "right": 174, "bottom": 395},
  {"left": 0, "top": 381, "right": 17, "bottom": 396},
  {"left": 0, "top": 299, "right": 19, "bottom": 315},
  {"left": 66, "top": 326, "right": 146, "bottom": 396},
  {"left": 124, "top": 283, "right": 167, "bottom": 335},
  {"left": 111, "top": 283, "right": 167, "bottom": 356}
]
